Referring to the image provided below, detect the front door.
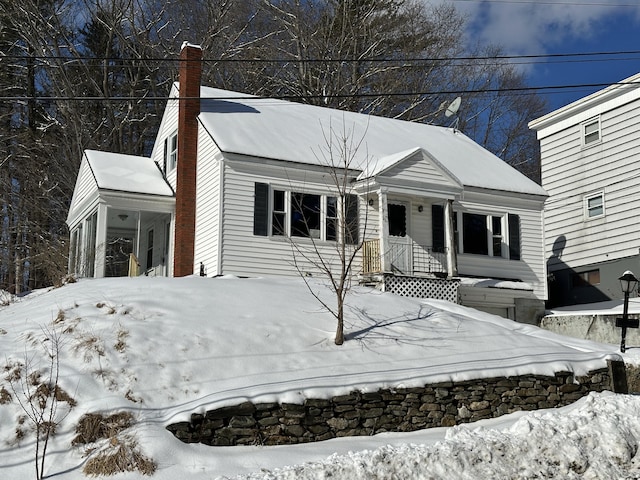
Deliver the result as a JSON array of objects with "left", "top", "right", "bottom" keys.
[{"left": 387, "top": 202, "right": 411, "bottom": 274}]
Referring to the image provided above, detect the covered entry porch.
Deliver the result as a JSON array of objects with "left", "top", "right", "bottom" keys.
[{"left": 361, "top": 189, "right": 458, "bottom": 280}]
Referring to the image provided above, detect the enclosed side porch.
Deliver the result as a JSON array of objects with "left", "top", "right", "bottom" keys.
[{"left": 68, "top": 196, "right": 174, "bottom": 278}]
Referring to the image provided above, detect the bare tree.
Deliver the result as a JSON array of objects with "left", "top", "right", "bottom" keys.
[
  {"left": 287, "top": 122, "right": 369, "bottom": 345},
  {"left": 6, "top": 326, "right": 75, "bottom": 480}
]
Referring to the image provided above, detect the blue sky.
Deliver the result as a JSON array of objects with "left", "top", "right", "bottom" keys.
[{"left": 439, "top": 0, "right": 640, "bottom": 112}]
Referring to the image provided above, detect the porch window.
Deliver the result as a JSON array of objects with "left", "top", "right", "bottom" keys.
[
  {"left": 253, "top": 182, "right": 357, "bottom": 244},
  {"left": 146, "top": 228, "right": 154, "bottom": 270}
]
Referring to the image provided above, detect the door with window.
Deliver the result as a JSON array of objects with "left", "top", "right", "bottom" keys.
[{"left": 387, "top": 202, "right": 411, "bottom": 274}]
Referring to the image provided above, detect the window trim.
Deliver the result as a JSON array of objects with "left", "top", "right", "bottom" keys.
[
  {"left": 253, "top": 183, "right": 357, "bottom": 244},
  {"left": 584, "top": 191, "right": 605, "bottom": 219},
  {"left": 581, "top": 117, "right": 601, "bottom": 147}
]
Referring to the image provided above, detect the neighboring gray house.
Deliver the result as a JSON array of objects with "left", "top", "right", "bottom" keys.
[
  {"left": 67, "top": 43, "right": 548, "bottom": 322},
  {"left": 529, "top": 73, "right": 640, "bottom": 307}
]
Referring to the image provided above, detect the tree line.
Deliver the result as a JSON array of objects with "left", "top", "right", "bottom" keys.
[{"left": 0, "top": 0, "right": 547, "bottom": 294}]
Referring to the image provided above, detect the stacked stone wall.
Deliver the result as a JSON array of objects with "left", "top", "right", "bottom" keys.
[{"left": 167, "top": 367, "right": 612, "bottom": 446}]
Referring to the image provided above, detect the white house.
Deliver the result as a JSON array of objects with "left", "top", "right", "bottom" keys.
[
  {"left": 529, "top": 72, "right": 640, "bottom": 307},
  {"left": 67, "top": 43, "right": 548, "bottom": 322}
]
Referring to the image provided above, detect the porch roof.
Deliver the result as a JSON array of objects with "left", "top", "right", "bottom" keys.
[{"left": 85, "top": 150, "right": 174, "bottom": 196}]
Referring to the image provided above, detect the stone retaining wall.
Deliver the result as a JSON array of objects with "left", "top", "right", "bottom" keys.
[{"left": 167, "top": 366, "right": 614, "bottom": 447}]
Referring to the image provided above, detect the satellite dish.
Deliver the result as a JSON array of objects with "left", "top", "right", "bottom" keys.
[{"left": 445, "top": 96, "right": 461, "bottom": 118}]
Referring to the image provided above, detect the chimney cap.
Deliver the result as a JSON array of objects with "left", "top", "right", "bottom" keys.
[{"left": 181, "top": 41, "right": 202, "bottom": 52}]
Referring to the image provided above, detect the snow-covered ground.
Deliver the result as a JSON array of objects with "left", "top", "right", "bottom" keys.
[{"left": 0, "top": 275, "right": 638, "bottom": 479}]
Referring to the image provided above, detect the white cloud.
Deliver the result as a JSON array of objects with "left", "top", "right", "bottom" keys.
[{"left": 426, "top": 0, "right": 640, "bottom": 55}]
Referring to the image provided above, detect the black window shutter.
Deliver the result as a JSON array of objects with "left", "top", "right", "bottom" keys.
[
  {"left": 253, "top": 183, "right": 269, "bottom": 236},
  {"left": 508, "top": 214, "right": 521, "bottom": 260},
  {"left": 345, "top": 194, "right": 359, "bottom": 245},
  {"left": 432, "top": 204, "right": 445, "bottom": 253}
]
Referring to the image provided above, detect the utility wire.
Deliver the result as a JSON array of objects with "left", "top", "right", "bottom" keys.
[
  {"left": 2, "top": 49, "right": 640, "bottom": 64},
  {"left": 450, "top": 0, "right": 640, "bottom": 6},
  {"left": 1, "top": 80, "right": 639, "bottom": 102}
]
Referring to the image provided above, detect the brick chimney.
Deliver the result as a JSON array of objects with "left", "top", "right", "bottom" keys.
[{"left": 173, "top": 43, "right": 202, "bottom": 277}]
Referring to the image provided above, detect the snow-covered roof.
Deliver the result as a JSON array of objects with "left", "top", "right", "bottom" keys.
[
  {"left": 84, "top": 150, "right": 173, "bottom": 196},
  {"left": 191, "top": 85, "right": 547, "bottom": 197}
]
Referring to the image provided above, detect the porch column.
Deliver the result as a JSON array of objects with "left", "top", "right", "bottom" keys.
[
  {"left": 94, "top": 202, "right": 108, "bottom": 278},
  {"left": 378, "top": 188, "right": 390, "bottom": 272},
  {"left": 445, "top": 199, "right": 458, "bottom": 277}
]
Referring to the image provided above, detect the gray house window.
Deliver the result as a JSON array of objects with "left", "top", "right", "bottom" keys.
[
  {"left": 582, "top": 118, "right": 600, "bottom": 146},
  {"left": 585, "top": 192, "right": 604, "bottom": 218}
]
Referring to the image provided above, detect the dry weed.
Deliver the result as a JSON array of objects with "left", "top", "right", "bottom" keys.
[
  {"left": 0, "top": 386, "right": 11, "bottom": 404},
  {"left": 54, "top": 309, "right": 65, "bottom": 324},
  {"left": 83, "top": 437, "right": 156, "bottom": 476},
  {"left": 114, "top": 328, "right": 129, "bottom": 353},
  {"left": 72, "top": 412, "right": 134, "bottom": 446}
]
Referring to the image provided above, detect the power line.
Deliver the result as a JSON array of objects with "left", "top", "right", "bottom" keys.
[
  {"left": 450, "top": 0, "right": 640, "bottom": 6},
  {"left": 2, "top": 49, "right": 640, "bottom": 64},
  {"left": 2, "top": 80, "right": 638, "bottom": 103}
]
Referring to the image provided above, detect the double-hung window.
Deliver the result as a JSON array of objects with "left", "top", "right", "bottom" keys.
[
  {"left": 585, "top": 192, "right": 604, "bottom": 219},
  {"left": 254, "top": 183, "right": 358, "bottom": 244},
  {"left": 582, "top": 118, "right": 600, "bottom": 147},
  {"left": 164, "top": 131, "right": 178, "bottom": 172}
]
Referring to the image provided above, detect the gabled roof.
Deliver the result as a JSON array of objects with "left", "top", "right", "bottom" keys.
[
  {"left": 529, "top": 72, "right": 640, "bottom": 139},
  {"left": 84, "top": 150, "right": 173, "bottom": 196},
  {"left": 188, "top": 84, "right": 547, "bottom": 197}
]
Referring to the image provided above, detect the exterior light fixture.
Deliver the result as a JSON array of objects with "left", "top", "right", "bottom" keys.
[
  {"left": 616, "top": 270, "right": 639, "bottom": 353},
  {"left": 118, "top": 214, "right": 129, "bottom": 222}
]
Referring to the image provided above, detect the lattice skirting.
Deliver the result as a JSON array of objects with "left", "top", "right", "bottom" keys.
[{"left": 383, "top": 275, "right": 460, "bottom": 303}]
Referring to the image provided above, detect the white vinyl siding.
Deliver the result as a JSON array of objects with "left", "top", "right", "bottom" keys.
[
  {"left": 150, "top": 86, "right": 179, "bottom": 187},
  {"left": 67, "top": 156, "right": 100, "bottom": 226},
  {"left": 383, "top": 150, "right": 458, "bottom": 187},
  {"left": 541, "top": 95, "right": 640, "bottom": 274},
  {"left": 220, "top": 160, "right": 361, "bottom": 278},
  {"left": 456, "top": 193, "right": 546, "bottom": 300},
  {"left": 194, "top": 131, "right": 223, "bottom": 276}
]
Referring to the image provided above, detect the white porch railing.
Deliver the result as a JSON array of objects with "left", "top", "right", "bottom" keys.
[{"left": 362, "top": 239, "right": 448, "bottom": 276}]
